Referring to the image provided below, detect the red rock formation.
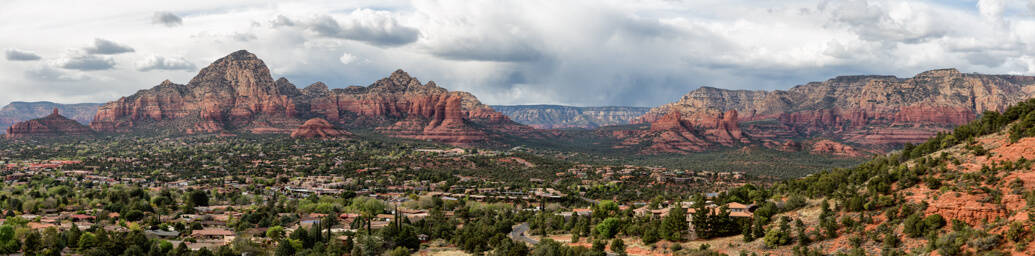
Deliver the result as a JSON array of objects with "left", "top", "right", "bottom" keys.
[
  {"left": 631, "top": 68, "right": 1035, "bottom": 154},
  {"left": 809, "top": 139, "right": 863, "bottom": 157},
  {"left": 763, "top": 139, "right": 802, "bottom": 152},
  {"left": 633, "top": 111, "right": 712, "bottom": 153},
  {"left": 291, "top": 118, "right": 350, "bottom": 138},
  {"left": 89, "top": 50, "right": 528, "bottom": 145},
  {"left": 92, "top": 50, "right": 299, "bottom": 133},
  {"left": 6, "top": 109, "right": 92, "bottom": 138},
  {"left": 622, "top": 109, "right": 753, "bottom": 153}
]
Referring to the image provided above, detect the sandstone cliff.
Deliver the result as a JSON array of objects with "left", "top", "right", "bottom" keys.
[
  {"left": 631, "top": 69, "right": 1035, "bottom": 154},
  {"left": 90, "top": 50, "right": 528, "bottom": 145},
  {"left": 5, "top": 109, "right": 93, "bottom": 138}
]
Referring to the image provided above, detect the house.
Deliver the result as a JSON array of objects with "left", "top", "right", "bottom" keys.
[
  {"left": 28, "top": 222, "right": 56, "bottom": 230},
  {"left": 726, "top": 202, "right": 755, "bottom": 218},
  {"left": 145, "top": 230, "right": 180, "bottom": 239},
  {"left": 191, "top": 228, "right": 235, "bottom": 242},
  {"left": 69, "top": 214, "right": 95, "bottom": 222}
]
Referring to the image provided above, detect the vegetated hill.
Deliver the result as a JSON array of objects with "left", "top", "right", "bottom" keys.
[
  {"left": 0, "top": 101, "right": 100, "bottom": 134},
  {"left": 708, "top": 98, "right": 1035, "bottom": 255},
  {"left": 620, "top": 69, "right": 1035, "bottom": 155},
  {"left": 491, "top": 105, "right": 650, "bottom": 129},
  {"left": 89, "top": 50, "right": 530, "bottom": 145}
]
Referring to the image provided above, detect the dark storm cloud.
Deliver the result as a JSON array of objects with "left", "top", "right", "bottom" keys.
[
  {"left": 5, "top": 49, "right": 42, "bottom": 61},
  {"left": 307, "top": 13, "right": 420, "bottom": 47},
  {"left": 153, "top": 12, "right": 183, "bottom": 27},
  {"left": 83, "top": 38, "right": 135, "bottom": 55}
]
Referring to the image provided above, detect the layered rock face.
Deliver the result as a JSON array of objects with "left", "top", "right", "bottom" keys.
[
  {"left": 6, "top": 109, "right": 93, "bottom": 138},
  {"left": 92, "top": 50, "right": 300, "bottom": 134},
  {"left": 291, "top": 118, "right": 350, "bottom": 139},
  {"left": 491, "top": 105, "right": 650, "bottom": 129},
  {"left": 631, "top": 69, "right": 1035, "bottom": 154},
  {"left": 0, "top": 102, "right": 100, "bottom": 134},
  {"left": 90, "top": 50, "right": 526, "bottom": 145}
]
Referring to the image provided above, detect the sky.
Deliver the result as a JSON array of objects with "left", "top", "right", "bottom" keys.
[{"left": 2, "top": 0, "right": 1035, "bottom": 107}]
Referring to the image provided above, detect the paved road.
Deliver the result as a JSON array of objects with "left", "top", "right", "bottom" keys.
[
  {"left": 509, "top": 223, "right": 539, "bottom": 245},
  {"left": 509, "top": 222, "right": 617, "bottom": 256}
]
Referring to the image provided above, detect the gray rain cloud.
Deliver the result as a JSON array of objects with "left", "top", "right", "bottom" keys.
[
  {"left": 153, "top": 12, "right": 183, "bottom": 27},
  {"left": 305, "top": 10, "right": 420, "bottom": 47},
  {"left": 5, "top": 49, "right": 42, "bottom": 61},
  {"left": 54, "top": 54, "right": 115, "bottom": 71},
  {"left": 2, "top": 0, "right": 1035, "bottom": 108},
  {"left": 84, "top": 39, "right": 135, "bottom": 55}
]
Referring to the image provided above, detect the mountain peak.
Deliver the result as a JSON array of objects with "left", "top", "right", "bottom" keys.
[
  {"left": 365, "top": 69, "right": 443, "bottom": 93},
  {"left": 187, "top": 50, "right": 274, "bottom": 90},
  {"left": 227, "top": 50, "right": 257, "bottom": 60},
  {"left": 390, "top": 69, "right": 411, "bottom": 79},
  {"left": 916, "top": 68, "right": 961, "bottom": 78}
]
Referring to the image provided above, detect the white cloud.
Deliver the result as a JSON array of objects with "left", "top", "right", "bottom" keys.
[
  {"left": 136, "top": 55, "right": 195, "bottom": 71},
  {"left": 978, "top": 0, "right": 1005, "bottom": 21},
  {"left": 339, "top": 52, "right": 357, "bottom": 65},
  {"left": 0, "top": 0, "right": 1033, "bottom": 107}
]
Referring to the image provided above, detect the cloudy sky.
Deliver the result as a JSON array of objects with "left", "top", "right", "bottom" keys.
[{"left": 2, "top": 0, "right": 1035, "bottom": 107}]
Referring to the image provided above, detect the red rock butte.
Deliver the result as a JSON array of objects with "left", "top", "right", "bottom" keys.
[
  {"left": 5, "top": 108, "right": 93, "bottom": 138},
  {"left": 291, "top": 118, "right": 350, "bottom": 139},
  {"left": 88, "top": 50, "right": 530, "bottom": 145}
]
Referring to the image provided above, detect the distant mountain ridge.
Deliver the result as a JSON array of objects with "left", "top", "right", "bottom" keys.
[
  {"left": 622, "top": 68, "right": 1035, "bottom": 154},
  {"left": 0, "top": 101, "right": 100, "bottom": 134},
  {"left": 88, "top": 50, "right": 529, "bottom": 145},
  {"left": 491, "top": 105, "right": 650, "bottom": 129}
]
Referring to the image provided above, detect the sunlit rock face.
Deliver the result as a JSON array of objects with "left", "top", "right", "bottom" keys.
[{"left": 90, "top": 50, "right": 529, "bottom": 145}]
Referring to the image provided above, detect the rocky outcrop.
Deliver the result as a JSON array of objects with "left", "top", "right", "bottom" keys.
[
  {"left": 291, "top": 118, "right": 350, "bottom": 139},
  {"left": 491, "top": 105, "right": 650, "bottom": 129},
  {"left": 0, "top": 102, "right": 100, "bottom": 134},
  {"left": 91, "top": 50, "right": 300, "bottom": 134},
  {"left": 90, "top": 50, "right": 527, "bottom": 145},
  {"left": 808, "top": 139, "right": 863, "bottom": 157},
  {"left": 5, "top": 109, "right": 93, "bottom": 138},
  {"left": 631, "top": 68, "right": 1035, "bottom": 154}
]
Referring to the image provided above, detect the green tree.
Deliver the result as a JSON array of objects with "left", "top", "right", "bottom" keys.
[
  {"left": 275, "top": 239, "right": 295, "bottom": 256},
  {"left": 595, "top": 218, "right": 621, "bottom": 239},
  {"left": 610, "top": 238, "right": 626, "bottom": 256},
  {"left": 0, "top": 225, "right": 18, "bottom": 254},
  {"left": 661, "top": 205, "right": 687, "bottom": 241},
  {"left": 23, "top": 231, "right": 42, "bottom": 255},
  {"left": 267, "top": 226, "right": 286, "bottom": 241},
  {"left": 189, "top": 190, "right": 210, "bottom": 207},
  {"left": 388, "top": 246, "right": 410, "bottom": 256}
]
